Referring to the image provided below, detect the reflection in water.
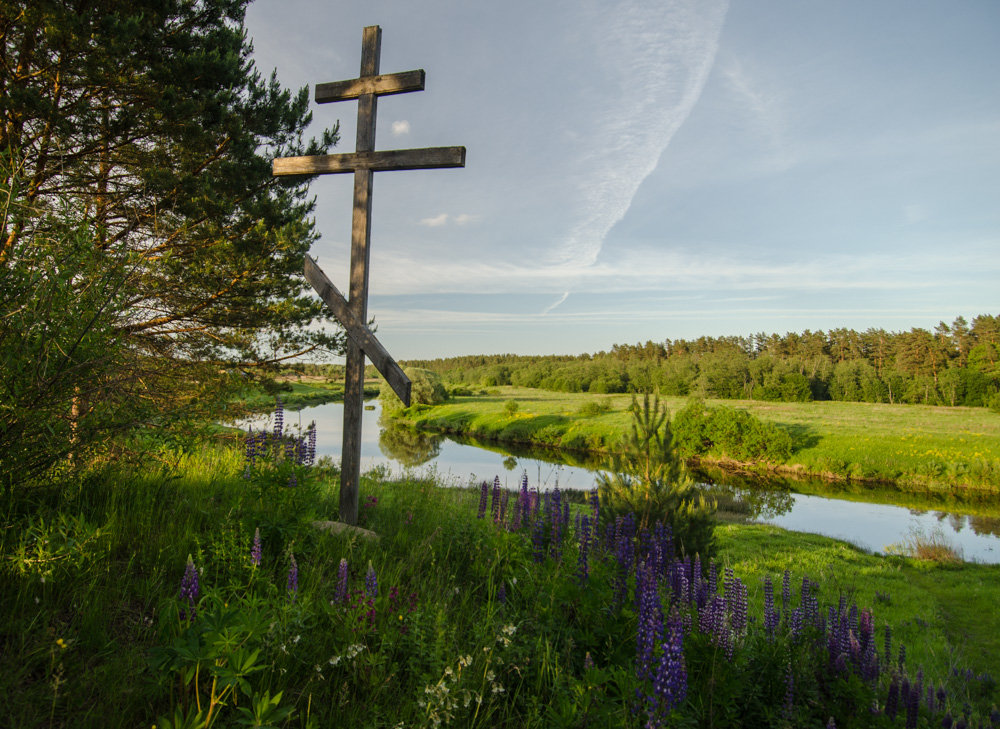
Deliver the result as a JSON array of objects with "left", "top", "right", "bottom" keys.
[
  {"left": 378, "top": 422, "right": 443, "bottom": 467},
  {"left": 708, "top": 484, "right": 796, "bottom": 521},
  {"left": 969, "top": 515, "right": 1000, "bottom": 537}
]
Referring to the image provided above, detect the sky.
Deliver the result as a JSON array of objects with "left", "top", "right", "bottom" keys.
[{"left": 244, "top": 0, "right": 1000, "bottom": 360}]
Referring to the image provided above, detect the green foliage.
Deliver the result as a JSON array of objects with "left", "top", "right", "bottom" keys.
[
  {"left": 403, "top": 314, "right": 1000, "bottom": 408},
  {"left": 673, "top": 398, "right": 794, "bottom": 463},
  {"left": 503, "top": 399, "right": 519, "bottom": 416},
  {"left": 597, "top": 394, "right": 716, "bottom": 555}
]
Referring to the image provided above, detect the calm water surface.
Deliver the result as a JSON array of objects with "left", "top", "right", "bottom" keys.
[{"left": 254, "top": 401, "right": 1000, "bottom": 564}]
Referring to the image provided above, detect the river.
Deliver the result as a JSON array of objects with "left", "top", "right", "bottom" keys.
[{"left": 254, "top": 401, "right": 1000, "bottom": 564}]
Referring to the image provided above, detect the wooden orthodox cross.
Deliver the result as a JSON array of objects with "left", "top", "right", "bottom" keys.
[{"left": 273, "top": 25, "right": 465, "bottom": 525}]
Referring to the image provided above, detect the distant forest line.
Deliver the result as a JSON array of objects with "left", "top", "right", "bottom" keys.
[{"left": 284, "top": 315, "right": 1000, "bottom": 409}]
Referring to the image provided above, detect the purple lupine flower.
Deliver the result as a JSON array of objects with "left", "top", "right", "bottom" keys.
[
  {"left": 550, "top": 487, "right": 562, "bottom": 550},
  {"left": 287, "top": 553, "right": 298, "bottom": 601},
  {"left": 635, "top": 562, "right": 663, "bottom": 682},
  {"left": 885, "top": 625, "right": 892, "bottom": 668},
  {"left": 862, "top": 631, "right": 879, "bottom": 683},
  {"left": 251, "top": 528, "right": 262, "bottom": 567},
  {"left": 942, "top": 713, "right": 954, "bottom": 728},
  {"left": 307, "top": 422, "right": 317, "bottom": 465},
  {"left": 583, "top": 652, "right": 594, "bottom": 671},
  {"left": 288, "top": 471, "right": 298, "bottom": 488},
  {"left": 497, "top": 582, "right": 506, "bottom": 605},
  {"left": 727, "top": 575, "right": 748, "bottom": 638},
  {"left": 244, "top": 427, "right": 256, "bottom": 477},
  {"left": 905, "top": 672, "right": 922, "bottom": 729},
  {"left": 335, "top": 558, "right": 349, "bottom": 603},
  {"left": 179, "top": 555, "right": 199, "bottom": 619},
  {"left": 577, "top": 515, "right": 591, "bottom": 585},
  {"left": 273, "top": 398, "right": 284, "bottom": 438},
  {"left": 531, "top": 515, "right": 546, "bottom": 563},
  {"left": 926, "top": 683, "right": 936, "bottom": 714},
  {"left": 763, "top": 575, "right": 778, "bottom": 639},
  {"left": 826, "top": 718, "right": 836, "bottom": 729},
  {"left": 365, "top": 562, "right": 378, "bottom": 599},
  {"left": 898, "top": 643, "right": 906, "bottom": 671},
  {"left": 491, "top": 476, "right": 501, "bottom": 522},
  {"left": 885, "top": 677, "right": 900, "bottom": 721},
  {"left": 789, "top": 607, "right": 804, "bottom": 641},
  {"left": 477, "top": 480, "right": 489, "bottom": 519},
  {"left": 647, "top": 611, "right": 687, "bottom": 725}
]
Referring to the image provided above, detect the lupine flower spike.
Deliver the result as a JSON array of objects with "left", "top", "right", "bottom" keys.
[
  {"left": 251, "top": 528, "right": 262, "bottom": 567},
  {"left": 180, "top": 554, "right": 199, "bottom": 620},
  {"left": 287, "top": 552, "right": 299, "bottom": 602},
  {"left": 335, "top": 558, "right": 349, "bottom": 604}
]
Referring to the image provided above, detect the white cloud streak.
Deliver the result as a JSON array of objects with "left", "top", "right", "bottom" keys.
[
  {"left": 540, "top": 292, "right": 569, "bottom": 315},
  {"left": 554, "top": 0, "right": 730, "bottom": 265},
  {"left": 391, "top": 120, "right": 410, "bottom": 136}
]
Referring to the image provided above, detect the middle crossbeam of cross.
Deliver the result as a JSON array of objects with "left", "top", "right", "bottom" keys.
[{"left": 273, "top": 25, "right": 465, "bottom": 525}]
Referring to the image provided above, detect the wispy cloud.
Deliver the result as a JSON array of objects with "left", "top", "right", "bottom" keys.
[
  {"left": 391, "top": 120, "right": 410, "bottom": 136},
  {"left": 419, "top": 213, "right": 448, "bottom": 227},
  {"left": 418, "top": 213, "right": 479, "bottom": 227},
  {"left": 541, "top": 292, "right": 569, "bottom": 315},
  {"left": 368, "top": 238, "right": 1000, "bottom": 297},
  {"left": 553, "top": 0, "right": 730, "bottom": 265}
]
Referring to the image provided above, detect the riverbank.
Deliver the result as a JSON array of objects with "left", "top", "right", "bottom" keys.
[
  {"left": 239, "top": 379, "right": 380, "bottom": 412},
  {"left": 386, "top": 387, "right": 1000, "bottom": 494},
  {"left": 3, "top": 439, "right": 998, "bottom": 726}
]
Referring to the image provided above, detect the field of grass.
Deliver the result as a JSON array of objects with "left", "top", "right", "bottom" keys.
[
  {"left": 391, "top": 387, "right": 1000, "bottom": 493},
  {"left": 4, "top": 431, "right": 1000, "bottom": 727}
]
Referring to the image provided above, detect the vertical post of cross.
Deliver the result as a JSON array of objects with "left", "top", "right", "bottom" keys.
[{"left": 340, "top": 26, "right": 381, "bottom": 526}]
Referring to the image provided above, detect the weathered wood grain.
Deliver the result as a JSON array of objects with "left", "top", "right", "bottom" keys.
[
  {"left": 273, "top": 147, "right": 466, "bottom": 176},
  {"left": 303, "top": 255, "right": 411, "bottom": 406},
  {"left": 315, "top": 69, "right": 425, "bottom": 103}
]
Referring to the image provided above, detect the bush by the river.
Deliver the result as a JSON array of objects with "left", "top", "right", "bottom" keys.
[{"left": 673, "top": 398, "right": 795, "bottom": 463}]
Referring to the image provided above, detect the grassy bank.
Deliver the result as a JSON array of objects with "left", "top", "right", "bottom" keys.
[
  {"left": 389, "top": 387, "right": 1000, "bottom": 493},
  {"left": 3, "top": 436, "right": 999, "bottom": 727},
  {"left": 239, "top": 380, "right": 380, "bottom": 412}
]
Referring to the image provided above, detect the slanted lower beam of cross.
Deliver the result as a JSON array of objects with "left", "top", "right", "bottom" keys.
[{"left": 273, "top": 25, "right": 465, "bottom": 526}]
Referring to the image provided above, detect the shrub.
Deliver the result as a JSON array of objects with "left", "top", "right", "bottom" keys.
[
  {"left": 504, "top": 399, "right": 519, "bottom": 416},
  {"left": 380, "top": 367, "right": 447, "bottom": 414},
  {"left": 672, "top": 399, "right": 793, "bottom": 463},
  {"left": 577, "top": 398, "right": 613, "bottom": 417}
]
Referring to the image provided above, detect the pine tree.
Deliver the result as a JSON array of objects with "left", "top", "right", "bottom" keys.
[{"left": 1, "top": 0, "right": 343, "bottom": 485}]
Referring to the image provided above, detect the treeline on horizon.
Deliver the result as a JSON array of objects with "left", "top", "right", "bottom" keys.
[{"left": 389, "top": 315, "right": 1000, "bottom": 409}]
